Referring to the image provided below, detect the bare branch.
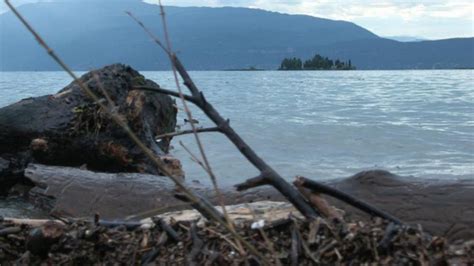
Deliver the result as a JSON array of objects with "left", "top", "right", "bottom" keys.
[
  {"left": 179, "top": 141, "right": 211, "bottom": 175},
  {"left": 294, "top": 176, "right": 402, "bottom": 224},
  {"left": 171, "top": 57, "right": 319, "bottom": 218},
  {"left": 174, "top": 192, "right": 225, "bottom": 222},
  {"left": 129, "top": 9, "right": 319, "bottom": 219},
  {"left": 93, "top": 73, "right": 115, "bottom": 109},
  {"left": 156, "top": 5, "right": 229, "bottom": 220},
  {"left": 125, "top": 11, "right": 171, "bottom": 55},
  {"left": 156, "top": 127, "right": 221, "bottom": 140},
  {"left": 154, "top": 4, "right": 245, "bottom": 256},
  {"left": 128, "top": 7, "right": 268, "bottom": 262}
]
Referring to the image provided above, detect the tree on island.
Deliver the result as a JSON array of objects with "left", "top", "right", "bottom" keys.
[
  {"left": 278, "top": 57, "right": 303, "bottom": 70},
  {"left": 279, "top": 54, "right": 355, "bottom": 70}
]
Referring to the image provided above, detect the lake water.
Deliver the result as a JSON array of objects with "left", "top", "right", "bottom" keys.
[{"left": 1, "top": 70, "right": 473, "bottom": 191}]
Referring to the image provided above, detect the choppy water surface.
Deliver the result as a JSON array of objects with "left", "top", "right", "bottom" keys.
[{"left": 1, "top": 70, "right": 473, "bottom": 191}]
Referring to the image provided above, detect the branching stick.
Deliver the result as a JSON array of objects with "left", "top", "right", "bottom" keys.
[
  {"left": 129, "top": 11, "right": 319, "bottom": 219},
  {"left": 294, "top": 176, "right": 402, "bottom": 224}
]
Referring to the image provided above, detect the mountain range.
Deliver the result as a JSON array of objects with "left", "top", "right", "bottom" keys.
[{"left": 1, "top": 0, "right": 473, "bottom": 70}]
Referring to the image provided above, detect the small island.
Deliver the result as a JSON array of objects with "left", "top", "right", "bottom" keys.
[
  {"left": 223, "top": 66, "right": 264, "bottom": 71},
  {"left": 279, "top": 54, "right": 355, "bottom": 70}
]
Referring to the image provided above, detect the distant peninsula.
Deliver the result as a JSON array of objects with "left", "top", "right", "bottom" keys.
[{"left": 279, "top": 54, "right": 355, "bottom": 70}]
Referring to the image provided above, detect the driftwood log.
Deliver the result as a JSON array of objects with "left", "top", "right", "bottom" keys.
[
  {"left": 24, "top": 163, "right": 280, "bottom": 219},
  {"left": 22, "top": 164, "right": 474, "bottom": 241},
  {"left": 25, "top": 163, "right": 178, "bottom": 218},
  {"left": 0, "top": 64, "right": 181, "bottom": 194}
]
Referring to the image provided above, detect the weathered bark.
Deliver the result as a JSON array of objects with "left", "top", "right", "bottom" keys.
[
  {"left": 24, "top": 164, "right": 282, "bottom": 218},
  {"left": 0, "top": 64, "right": 179, "bottom": 194},
  {"left": 328, "top": 170, "right": 474, "bottom": 241},
  {"left": 25, "top": 164, "right": 178, "bottom": 218}
]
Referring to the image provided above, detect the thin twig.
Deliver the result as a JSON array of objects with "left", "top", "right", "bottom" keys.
[
  {"left": 202, "top": 227, "right": 243, "bottom": 254},
  {"left": 179, "top": 141, "right": 212, "bottom": 175},
  {"left": 128, "top": 7, "right": 233, "bottom": 231},
  {"left": 93, "top": 73, "right": 114, "bottom": 109},
  {"left": 138, "top": 3, "right": 249, "bottom": 258},
  {"left": 156, "top": 127, "right": 221, "bottom": 140},
  {"left": 155, "top": 1, "right": 231, "bottom": 224}
]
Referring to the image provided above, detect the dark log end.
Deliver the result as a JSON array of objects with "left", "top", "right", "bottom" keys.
[{"left": 234, "top": 175, "right": 268, "bottom": 191}]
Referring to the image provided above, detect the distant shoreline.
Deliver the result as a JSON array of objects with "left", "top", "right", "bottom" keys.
[{"left": 1, "top": 68, "right": 473, "bottom": 72}]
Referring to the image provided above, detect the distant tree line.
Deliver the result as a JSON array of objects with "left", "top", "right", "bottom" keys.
[{"left": 279, "top": 54, "right": 355, "bottom": 70}]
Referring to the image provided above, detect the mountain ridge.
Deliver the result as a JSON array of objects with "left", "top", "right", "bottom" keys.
[{"left": 1, "top": 1, "right": 472, "bottom": 70}]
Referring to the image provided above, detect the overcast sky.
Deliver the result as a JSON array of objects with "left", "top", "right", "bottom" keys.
[{"left": 2, "top": 0, "right": 473, "bottom": 39}]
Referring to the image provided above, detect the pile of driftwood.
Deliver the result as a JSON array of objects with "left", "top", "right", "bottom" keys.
[
  {"left": 0, "top": 212, "right": 471, "bottom": 265},
  {"left": 1, "top": 2, "right": 473, "bottom": 264}
]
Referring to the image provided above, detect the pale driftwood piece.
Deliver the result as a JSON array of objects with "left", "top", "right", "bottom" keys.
[
  {"left": 148, "top": 201, "right": 303, "bottom": 227},
  {"left": 174, "top": 192, "right": 226, "bottom": 222},
  {"left": 3, "top": 218, "right": 65, "bottom": 227},
  {"left": 3, "top": 200, "right": 301, "bottom": 230}
]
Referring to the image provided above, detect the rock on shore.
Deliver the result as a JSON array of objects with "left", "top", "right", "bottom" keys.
[{"left": 0, "top": 64, "right": 180, "bottom": 194}]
